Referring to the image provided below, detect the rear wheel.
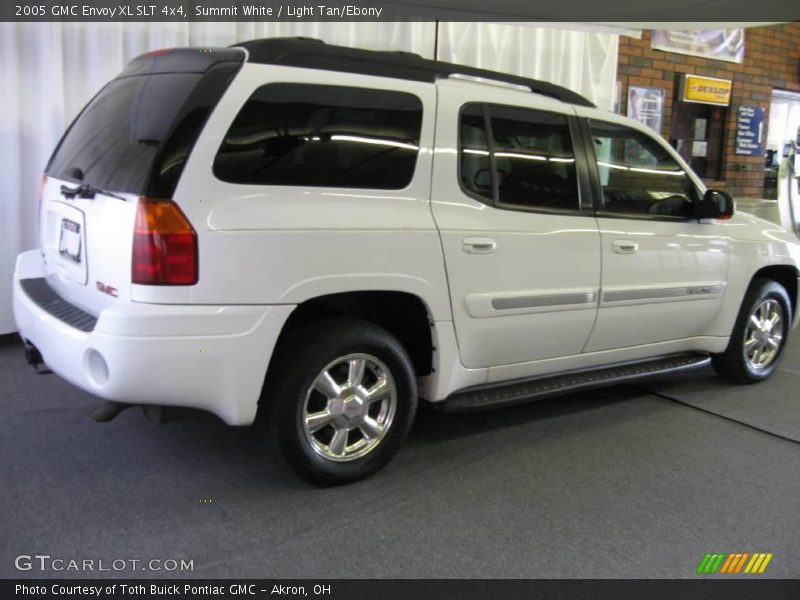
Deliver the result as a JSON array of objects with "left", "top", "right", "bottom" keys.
[
  {"left": 712, "top": 278, "right": 791, "bottom": 383},
  {"left": 267, "top": 319, "right": 417, "bottom": 485}
]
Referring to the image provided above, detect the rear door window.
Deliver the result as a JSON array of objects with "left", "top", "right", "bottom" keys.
[
  {"left": 459, "top": 103, "right": 580, "bottom": 212},
  {"left": 213, "top": 84, "right": 423, "bottom": 189}
]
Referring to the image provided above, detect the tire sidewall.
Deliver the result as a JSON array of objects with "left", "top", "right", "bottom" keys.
[
  {"left": 271, "top": 320, "right": 417, "bottom": 485},
  {"left": 738, "top": 282, "right": 791, "bottom": 381}
]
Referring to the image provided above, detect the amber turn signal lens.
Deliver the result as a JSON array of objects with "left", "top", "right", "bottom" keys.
[{"left": 132, "top": 197, "right": 198, "bottom": 285}]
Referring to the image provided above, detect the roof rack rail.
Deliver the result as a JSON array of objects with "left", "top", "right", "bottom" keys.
[
  {"left": 447, "top": 73, "right": 530, "bottom": 92},
  {"left": 232, "top": 38, "right": 595, "bottom": 108}
]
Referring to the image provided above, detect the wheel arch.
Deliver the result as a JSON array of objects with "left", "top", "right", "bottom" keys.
[
  {"left": 272, "top": 290, "right": 436, "bottom": 377},
  {"left": 711, "top": 269, "right": 796, "bottom": 383}
]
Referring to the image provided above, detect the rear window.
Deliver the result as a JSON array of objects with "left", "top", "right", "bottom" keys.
[
  {"left": 213, "top": 84, "right": 423, "bottom": 189},
  {"left": 47, "top": 60, "right": 240, "bottom": 197}
]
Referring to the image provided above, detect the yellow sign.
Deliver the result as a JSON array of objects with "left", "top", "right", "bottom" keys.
[{"left": 682, "top": 74, "right": 732, "bottom": 106}]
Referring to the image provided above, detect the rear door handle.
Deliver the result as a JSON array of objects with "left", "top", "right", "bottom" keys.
[
  {"left": 612, "top": 239, "right": 639, "bottom": 254},
  {"left": 462, "top": 237, "right": 497, "bottom": 254}
]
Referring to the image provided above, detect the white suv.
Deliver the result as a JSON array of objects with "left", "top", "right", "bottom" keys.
[{"left": 13, "top": 38, "right": 800, "bottom": 484}]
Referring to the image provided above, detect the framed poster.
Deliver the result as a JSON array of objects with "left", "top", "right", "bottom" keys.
[
  {"left": 735, "top": 105, "right": 765, "bottom": 156},
  {"left": 627, "top": 86, "right": 664, "bottom": 134},
  {"left": 652, "top": 29, "right": 744, "bottom": 64}
]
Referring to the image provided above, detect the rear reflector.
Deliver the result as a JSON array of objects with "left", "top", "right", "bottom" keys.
[
  {"left": 132, "top": 198, "right": 197, "bottom": 285},
  {"left": 141, "top": 48, "right": 174, "bottom": 58}
]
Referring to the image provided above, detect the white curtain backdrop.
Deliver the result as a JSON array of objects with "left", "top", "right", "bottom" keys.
[
  {"left": 0, "top": 22, "right": 618, "bottom": 334},
  {"left": 438, "top": 22, "right": 618, "bottom": 111}
]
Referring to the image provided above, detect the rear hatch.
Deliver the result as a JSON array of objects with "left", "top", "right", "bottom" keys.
[{"left": 41, "top": 47, "right": 244, "bottom": 315}]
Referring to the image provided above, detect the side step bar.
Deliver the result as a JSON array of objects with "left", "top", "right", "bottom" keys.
[{"left": 439, "top": 353, "right": 711, "bottom": 413}]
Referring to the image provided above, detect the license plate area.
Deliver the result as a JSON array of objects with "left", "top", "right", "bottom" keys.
[{"left": 59, "top": 219, "right": 82, "bottom": 263}]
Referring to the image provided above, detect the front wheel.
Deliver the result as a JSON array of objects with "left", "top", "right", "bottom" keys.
[
  {"left": 712, "top": 278, "right": 792, "bottom": 383},
  {"left": 267, "top": 319, "right": 417, "bottom": 485}
]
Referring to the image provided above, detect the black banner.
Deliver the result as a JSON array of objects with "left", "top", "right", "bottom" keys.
[
  {"left": 3, "top": 0, "right": 800, "bottom": 22},
  {"left": 5, "top": 579, "right": 800, "bottom": 600}
]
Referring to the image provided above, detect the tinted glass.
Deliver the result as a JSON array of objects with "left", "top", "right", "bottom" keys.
[
  {"left": 458, "top": 103, "right": 579, "bottom": 211},
  {"left": 213, "top": 84, "right": 423, "bottom": 189},
  {"left": 490, "top": 106, "right": 578, "bottom": 210},
  {"left": 459, "top": 104, "right": 492, "bottom": 200},
  {"left": 589, "top": 121, "right": 696, "bottom": 218},
  {"left": 47, "top": 67, "right": 235, "bottom": 197}
]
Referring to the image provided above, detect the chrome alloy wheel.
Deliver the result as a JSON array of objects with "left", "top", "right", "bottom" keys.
[
  {"left": 743, "top": 299, "right": 784, "bottom": 370},
  {"left": 302, "top": 353, "right": 397, "bottom": 462}
]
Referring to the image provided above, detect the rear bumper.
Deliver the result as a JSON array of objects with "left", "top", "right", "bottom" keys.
[{"left": 13, "top": 250, "right": 294, "bottom": 425}]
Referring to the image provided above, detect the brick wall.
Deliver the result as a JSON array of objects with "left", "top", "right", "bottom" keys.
[{"left": 617, "top": 24, "right": 800, "bottom": 198}]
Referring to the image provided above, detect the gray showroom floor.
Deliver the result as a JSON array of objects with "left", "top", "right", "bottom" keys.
[{"left": 1, "top": 333, "right": 799, "bottom": 579}]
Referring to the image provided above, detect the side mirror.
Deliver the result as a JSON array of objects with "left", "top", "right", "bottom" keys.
[{"left": 696, "top": 189, "right": 734, "bottom": 220}]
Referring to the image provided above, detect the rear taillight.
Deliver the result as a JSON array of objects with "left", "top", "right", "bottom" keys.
[{"left": 132, "top": 198, "right": 198, "bottom": 285}]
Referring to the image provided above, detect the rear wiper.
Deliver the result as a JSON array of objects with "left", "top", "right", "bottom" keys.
[{"left": 59, "top": 183, "right": 127, "bottom": 202}]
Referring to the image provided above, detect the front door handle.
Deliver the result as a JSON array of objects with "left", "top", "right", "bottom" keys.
[
  {"left": 462, "top": 237, "right": 497, "bottom": 254},
  {"left": 612, "top": 239, "right": 639, "bottom": 254}
]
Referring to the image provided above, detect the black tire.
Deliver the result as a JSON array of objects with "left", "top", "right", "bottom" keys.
[
  {"left": 266, "top": 318, "right": 417, "bottom": 485},
  {"left": 712, "top": 278, "right": 792, "bottom": 384}
]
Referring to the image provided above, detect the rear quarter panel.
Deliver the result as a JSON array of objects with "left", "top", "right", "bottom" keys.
[{"left": 170, "top": 63, "right": 451, "bottom": 321}]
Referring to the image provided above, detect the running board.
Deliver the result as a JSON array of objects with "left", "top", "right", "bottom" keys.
[{"left": 439, "top": 354, "right": 711, "bottom": 413}]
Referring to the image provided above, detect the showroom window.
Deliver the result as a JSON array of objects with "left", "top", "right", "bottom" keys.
[
  {"left": 589, "top": 120, "right": 697, "bottom": 219},
  {"left": 459, "top": 103, "right": 580, "bottom": 211},
  {"left": 213, "top": 84, "right": 423, "bottom": 189}
]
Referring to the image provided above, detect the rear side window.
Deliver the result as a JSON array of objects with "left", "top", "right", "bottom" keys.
[
  {"left": 459, "top": 103, "right": 579, "bottom": 211},
  {"left": 213, "top": 84, "right": 423, "bottom": 189}
]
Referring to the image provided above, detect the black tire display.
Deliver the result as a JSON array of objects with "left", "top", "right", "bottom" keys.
[
  {"left": 712, "top": 278, "right": 792, "bottom": 384},
  {"left": 267, "top": 318, "right": 418, "bottom": 485}
]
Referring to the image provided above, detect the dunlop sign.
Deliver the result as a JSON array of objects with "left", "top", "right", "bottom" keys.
[{"left": 682, "top": 74, "right": 732, "bottom": 106}]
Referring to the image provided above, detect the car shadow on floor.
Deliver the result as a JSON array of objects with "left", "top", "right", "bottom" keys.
[{"left": 410, "top": 385, "right": 646, "bottom": 443}]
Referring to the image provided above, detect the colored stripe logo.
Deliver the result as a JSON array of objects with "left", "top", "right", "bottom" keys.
[{"left": 697, "top": 552, "right": 773, "bottom": 574}]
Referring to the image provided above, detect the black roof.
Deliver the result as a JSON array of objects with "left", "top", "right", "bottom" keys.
[{"left": 233, "top": 37, "right": 595, "bottom": 108}]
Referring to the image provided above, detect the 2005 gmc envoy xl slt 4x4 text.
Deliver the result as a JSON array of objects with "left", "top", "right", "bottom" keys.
[{"left": 13, "top": 38, "right": 800, "bottom": 484}]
